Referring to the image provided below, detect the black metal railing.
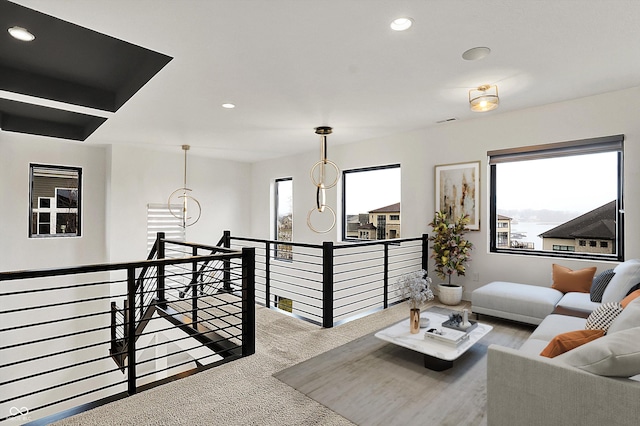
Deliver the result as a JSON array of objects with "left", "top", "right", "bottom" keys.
[
  {"left": 226, "top": 231, "right": 428, "bottom": 327},
  {"left": 0, "top": 238, "right": 255, "bottom": 424}
]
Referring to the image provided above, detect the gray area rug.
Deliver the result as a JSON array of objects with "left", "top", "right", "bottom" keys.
[{"left": 274, "top": 309, "right": 532, "bottom": 426}]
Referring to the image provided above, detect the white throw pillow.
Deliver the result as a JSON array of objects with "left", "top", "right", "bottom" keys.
[
  {"left": 607, "top": 297, "right": 640, "bottom": 334},
  {"left": 555, "top": 326, "right": 640, "bottom": 377},
  {"left": 601, "top": 259, "right": 640, "bottom": 303}
]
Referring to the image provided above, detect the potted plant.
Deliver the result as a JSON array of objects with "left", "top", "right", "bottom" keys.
[
  {"left": 394, "top": 269, "right": 434, "bottom": 333},
  {"left": 428, "top": 211, "right": 473, "bottom": 305}
]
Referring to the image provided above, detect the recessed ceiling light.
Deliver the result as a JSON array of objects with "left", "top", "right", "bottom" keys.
[
  {"left": 221, "top": 103, "right": 235, "bottom": 109},
  {"left": 390, "top": 17, "right": 413, "bottom": 31},
  {"left": 462, "top": 46, "right": 491, "bottom": 61},
  {"left": 8, "top": 26, "right": 35, "bottom": 42}
]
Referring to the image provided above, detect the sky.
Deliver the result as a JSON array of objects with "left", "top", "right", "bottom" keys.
[
  {"left": 496, "top": 151, "right": 618, "bottom": 213},
  {"left": 344, "top": 167, "right": 401, "bottom": 215}
]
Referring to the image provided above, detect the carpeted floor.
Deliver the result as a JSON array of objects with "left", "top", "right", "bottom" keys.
[
  {"left": 274, "top": 307, "right": 533, "bottom": 426},
  {"left": 51, "top": 301, "right": 532, "bottom": 426}
]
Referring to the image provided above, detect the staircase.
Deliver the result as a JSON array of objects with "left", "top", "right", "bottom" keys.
[{"left": 109, "top": 233, "right": 247, "bottom": 373}]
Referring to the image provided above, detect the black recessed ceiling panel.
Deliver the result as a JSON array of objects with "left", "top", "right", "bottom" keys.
[
  {"left": 0, "top": 0, "right": 172, "bottom": 140},
  {"left": 0, "top": 98, "right": 107, "bottom": 141}
]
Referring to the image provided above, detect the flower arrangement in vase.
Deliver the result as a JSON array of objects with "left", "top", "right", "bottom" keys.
[
  {"left": 394, "top": 269, "right": 434, "bottom": 333},
  {"left": 428, "top": 211, "right": 473, "bottom": 305}
]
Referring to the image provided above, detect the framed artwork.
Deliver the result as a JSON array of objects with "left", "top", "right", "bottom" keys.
[{"left": 434, "top": 161, "right": 480, "bottom": 231}]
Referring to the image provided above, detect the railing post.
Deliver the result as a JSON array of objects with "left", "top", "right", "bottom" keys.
[
  {"left": 126, "top": 267, "right": 137, "bottom": 395},
  {"left": 241, "top": 247, "right": 256, "bottom": 356},
  {"left": 383, "top": 243, "right": 389, "bottom": 309},
  {"left": 110, "top": 302, "right": 117, "bottom": 354},
  {"left": 192, "top": 246, "right": 198, "bottom": 331},
  {"left": 265, "top": 241, "right": 271, "bottom": 308},
  {"left": 223, "top": 230, "right": 232, "bottom": 292},
  {"left": 322, "top": 241, "right": 334, "bottom": 328},
  {"left": 422, "top": 233, "right": 430, "bottom": 273},
  {"left": 157, "top": 232, "right": 166, "bottom": 308}
]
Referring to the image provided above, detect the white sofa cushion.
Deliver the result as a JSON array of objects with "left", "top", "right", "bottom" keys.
[
  {"left": 601, "top": 259, "right": 640, "bottom": 303},
  {"left": 472, "top": 281, "right": 563, "bottom": 325},
  {"left": 519, "top": 338, "right": 552, "bottom": 356},
  {"left": 607, "top": 297, "right": 640, "bottom": 334},
  {"left": 556, "top": 292, "right": 601, "bottom": 313},
  {"left": 528, "top": 314, "right": 587, "bottom": 341},
  {"left": 555, "top": 326, "right": 640, "bottom": 377}
]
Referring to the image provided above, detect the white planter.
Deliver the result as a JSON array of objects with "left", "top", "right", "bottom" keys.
[{"left": 438, "top": 284, "right": 463, "bottom": 305}]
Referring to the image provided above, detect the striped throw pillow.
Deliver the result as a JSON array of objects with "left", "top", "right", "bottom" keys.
[{"left": 590, "top": 269, "right": 615, "bottom": 302}]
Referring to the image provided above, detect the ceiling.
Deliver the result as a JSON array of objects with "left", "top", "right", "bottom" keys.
[{"left": 3, "top": 0, "right": 640, "bottom": 162}]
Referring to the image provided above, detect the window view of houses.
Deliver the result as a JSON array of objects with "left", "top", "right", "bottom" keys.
[
  {"left": 497, "top": 201, "right": 616, "bottom": 255},
  {"left": 30, "top": 164, "right": 81, "bottom": 237},
  {"left": 275, "top": 178, "right": 293, "bottom": 260},
  {"left": 493, "top": 149, "right": 620, "bottom": 258},
  {"left": 343, "top": 165, "right": 401, "bottom": 241},
  {"left": 346, "top": 202, "right": 401, "bottom": 240}
]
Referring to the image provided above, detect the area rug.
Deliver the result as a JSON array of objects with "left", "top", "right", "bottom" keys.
[{"left": 274, "top": 310, "right": 533, "bottom": 426}]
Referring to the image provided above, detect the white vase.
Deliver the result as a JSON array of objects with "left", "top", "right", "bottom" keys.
[{"left": 438, "top": 284, "right": 463, "bottom": 305}]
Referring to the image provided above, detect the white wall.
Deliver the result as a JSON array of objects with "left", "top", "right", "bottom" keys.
[
  {"left": 0, "top": 136, "right": 253, "bottom": 421},
  {"left": 0, "top": 134, "right": 117, "bottom": 422},
  {"left": 0, "top": 133, "right": 107, "bottom": 271},
  {"left": 250, "top": 87, "right": 640, "bottom": 299},
  {"left": 107, "top": 145, "right": 252, "bottom": 263}
]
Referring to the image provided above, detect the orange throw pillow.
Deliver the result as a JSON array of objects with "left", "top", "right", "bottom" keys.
[
  {"left": 551, "top": 264, "right": 597, "bottom": 293},
  {"left": 540, "top": 329, "right": 605, "bottom": 358},
  {"left": 621, "top": 289, "right": 640, "bottom": 308}
]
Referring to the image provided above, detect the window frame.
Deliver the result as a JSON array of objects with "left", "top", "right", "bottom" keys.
[
  {"left": 488, "top": 135, "right": 624, "bottom": 261},
  {"left": 341, "top": 164, "right": 401, "bottom": 241},
  {"left": 29, "top": 163, "right": 82, "bottom": 238},
  {"left": 274, "top": 177, "right": 293, "bottom": 260}
]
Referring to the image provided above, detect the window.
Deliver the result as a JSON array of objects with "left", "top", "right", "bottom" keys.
[
  {"left": 552, "top": 245, "right": 576, "bottom": 252},
  {"left": 274, "top": 295, "right": 293, "bottom": 313},
  {"left": 30, "top": 164, "right": 81, "bottom": 237},
  {"left": 274, "top": 178, "right": 293, "bottom": 260},
  {"left": 342, "top": 164, "right": 400, "bottom": 240},
  {"left": 376, "top": 215, "right": 386, "bottom": 240},
  {"left": 489, "top": 135, "right": 623, "bottom": 261},
  {"left": 146, "top": 203, "right": 186, "bottom": 252}
]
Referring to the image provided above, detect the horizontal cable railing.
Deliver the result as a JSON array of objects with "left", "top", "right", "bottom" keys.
[
  {"left": 0, "top": 238, "right": 255, "bottom": 424},
  {"left": 227, "top": 232, "right": 428, "bottom": 327}
]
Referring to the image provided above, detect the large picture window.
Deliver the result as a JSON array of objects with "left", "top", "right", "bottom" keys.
[
  {"left": 274, "top": 177, "right": 293, "bottom": 260},
  {"left": 342, "top": 164, "right": 401, "bottom": 241},
  {"left": 489, "top": 135, "right": 623, "bottom": 261},
  {"left": 30, "top": 164, "right": 82, "bottom": 238}
]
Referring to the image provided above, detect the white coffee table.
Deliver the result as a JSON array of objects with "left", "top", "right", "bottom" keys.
[{"left": 374, "top": 309, "right": 493, "bottom": 371}]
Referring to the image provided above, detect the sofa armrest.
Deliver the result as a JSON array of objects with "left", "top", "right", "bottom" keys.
[{"left": 487, "top": 344, "right": 640, "bottom": 426}]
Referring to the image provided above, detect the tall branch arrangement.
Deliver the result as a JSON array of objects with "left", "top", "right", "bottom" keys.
[{"left": 428, "top": 211, "right": 473, "bottom": 284}]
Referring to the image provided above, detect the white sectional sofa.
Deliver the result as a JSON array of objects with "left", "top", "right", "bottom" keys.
[
  {"left": 473, "top": 259, "right": 640, "bottom": 426},
  {"left": 472, "top": 259, "right": 640, "bottom": 324},
  {"left": 487, "top": 298, "right": 640, "bottom": 426}
]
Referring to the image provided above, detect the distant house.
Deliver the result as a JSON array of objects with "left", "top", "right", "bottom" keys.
[
  {"left": 539, "top": 201, "right": 616, "bottom": 254},
  {"left": 357, "top": 222, "right": 377, "bottom": 240},
  {"left": 496, "top": 214, "right": 512, "bottom": 248},
  {"left": 368, "top": 202, "right": 400, "bottom": 239},
  {"left": 346, "top": 215, "right": 361, "bottom": 238},
  {"left": 347, "top": 213, "right": 373, "bottom": 238}
]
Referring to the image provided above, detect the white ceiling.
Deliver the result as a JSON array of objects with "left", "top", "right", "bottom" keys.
[{"left": 8, "top": 0, "right": 640, "bottom": 162}]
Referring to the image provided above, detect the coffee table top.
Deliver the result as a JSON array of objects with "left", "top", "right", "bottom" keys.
[{"left": 374, "top": 309, "right": 493, "bottom": 361}]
